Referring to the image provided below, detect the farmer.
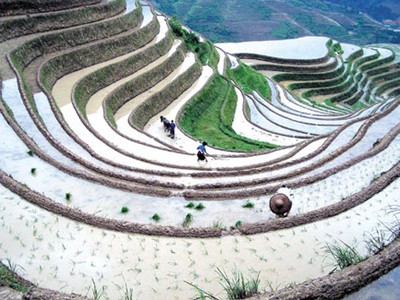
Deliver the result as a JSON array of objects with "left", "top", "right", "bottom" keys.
[
  {"left": 197, "top": 141, "right": 208, "bottom": 162},
  {"left": 168, "top": 120, "right": 176, "bottom": 139},
  {"left": 160, "top": 116, "right": 170, "bottom": 132},
  {"left": 269, "top": 193, "right": 292, "bottom": 218},
  {"left": 277, "top": 184, "right": 294, "bottom": 199}
]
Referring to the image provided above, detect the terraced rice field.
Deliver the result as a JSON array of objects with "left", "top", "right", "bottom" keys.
[{"left": 0, "top": 0, "right": 399, "bottom": 299}]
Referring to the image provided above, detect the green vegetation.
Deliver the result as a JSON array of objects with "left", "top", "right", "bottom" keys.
[
  {"left": 185, "top": 267, "right": 260, "bottom": 299},
  {"left": 194, "top": 203, "right": 205, "bottom": 211},
  {"left": 270, "top": 22, "right": 300, "bottom": 39},
  {"left": 235, "top": 221, "right": 242, "bottom": 228},
  {"left": 169, "top": 16, "right": 217, "bottom": 66},
  {"left": 27, "top": 150, "right": 33, "bottom": 156},
  {"left": 30, "top": 168, "right": 36, "bottom": 175},
  {"left": 182, "top": 213, "right": 193, "bottom": 227},
  {"left": 324, "top": 241, "right": 366, "bottom": 270},
  {"left": 91, "top": 278, "right": 105, "bottom": 300},
  {"left": 179, "top": 75, "right": 278, "bottom": 151},
  {"left": 365, "top": 229, "right": 387, "bottom": 255},
  {"left": 121, "top": 206, "right": 129, "bottom": 214},
  {"left": 152, "top": 213, "right": 161, "bottom": 221},
  {"left": 185, "top": 202, "right": 195, "bottom": 208},
  {"left": 65, "top": 193, "right": 72, "bottom": 200},
  {"left": 212, "top": 220, "right": 225, "bottom": 229},
  {"left": 226, "top": 62, "right": 271, "bottom": 100},
  {"left": 151, "top": 0, "right": 400, "bottom": 45},
  {"left": 242, "top": 201, "right": 255, "bottom": 209},
  {"left": 216, "top": 267, "right": 261, "bottom": 299},
  {"left": 0, "top": 260, "right": 33, "bottom": 293}
]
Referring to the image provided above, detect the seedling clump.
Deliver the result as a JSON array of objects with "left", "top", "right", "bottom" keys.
[
  {"left": 65, "top": 193, "right": 72, "bottom": 200},
  {"left": 195, "top": 203, "right": 205, "bottom": 210},
  {"left": 30, "top": 168, "right": 36, "bottom": 175},
  {"left": 27, "top": 150, "right": 33, "bottom": 156},
  {"left": 242, "top": 201, "right": 254, "bottom": 208},
  {"left": 152, "top": 213, "right": 161, "bottom": 221},
  {"left": 185, "top": 202, "right": 195, "bottom": 208},
  {"left": 235, "top": 220, "right": 242, "bottom": 228},
  {"left": 121, "top": 206, "right": 129, "bottom": 214},
  {"left": 182, "top": 213, "right": 193, "bottom": 227}
]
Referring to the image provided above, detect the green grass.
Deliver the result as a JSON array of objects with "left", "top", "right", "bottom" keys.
[
  {"left": 365, "top": 229, "right": 387, "bottom": 255},
  {"left": 169, "top": 16, "right": 216, "bottom": 65},
  {"left": 0, "top": 260, "right": 33, "bottom": 293},
  {"left": 216, "top": 267, "right": 261, "bottom": 300},
  {"left": 324, "top": 241, "right": 366, "bottom": 270},
  {"left": 179, "top": 75, "right": 278, "bottom": 151},
  {"left": 226, "top": 62, "right": 271, "bottom": 100}
]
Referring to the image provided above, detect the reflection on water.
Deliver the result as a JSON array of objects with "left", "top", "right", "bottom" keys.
[
  {"left": 140, "top": 6, "right": 153, "bottom": 28},
  {"left": 345, "top": 266, "right": 400, "bottom": 300},
  {"left": 125, "top": 0, "right": 137, "bottom": 13}
]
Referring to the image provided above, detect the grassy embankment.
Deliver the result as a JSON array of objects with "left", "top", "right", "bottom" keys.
[
  {"left": 172, "top": 17, "right": 277, "bottom": 150},
  {"left": 0, "top": 261, "right": 33, "bottom": 293},
  {"left": 179, "top": 73, "right": 278, "bottom": 151}
]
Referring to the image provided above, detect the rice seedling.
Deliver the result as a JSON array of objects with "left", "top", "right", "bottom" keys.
[
  {"left": 365, "top": 228, "right": 387, "bottom": 255},
  {"left": 212, "top": 219, "right": 224, "bottom": 229},
  {"left": 152, "top": 213, "right": 161, "bottom": 221},
  {"left": 242, "top": 201, "right": 254, "bottom": 208},
  {"left": 30, "top": 167, "right": 36, "bottom": 175},
  {"left": 27, "top": 150, "right": 33, "bottom": 156},
  {"left": 324, "top": 240, "right": 366, "bottom": 270},
  {"left": 65, "top": 193, "right": 72, "bottom": 200},
  {"left": 195, "top": 203, "right": 205, "bottom": 210},
  {"left": 122, "top": 281, "right": 133, "bottom": 300},
  {"left": 235, "top": 220, "right": 242, "bottom": 228},
  {"left": 91, "top": 278, "right": 104, "bottom": 300},
  {"left": 182, "top": 213, "right": 193, "bottom": 227},
  {"left": 184, "top": 281, "right": 219, "bottom": 300},
  {"left": 121, "top": 206, "right": 129, "bottom": 214},
  {"left": 185, "top": 202, "right": 195, "bottom": 208},
  {"left": 0, "top": 260, "right": 32, "bottom": 293},
  {"left": 215, "top": 267, "right": 261, "bottom": 299}
]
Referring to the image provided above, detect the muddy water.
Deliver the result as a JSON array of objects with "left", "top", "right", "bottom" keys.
[
  {"left": 232, "top": 87, "right": 301, "bottom": 146},
  {"left": 1, "top": 177, "right": 399, "bottom": 299},
  {"left": 2, "top": 79, "right": 85, "bottom": 170},
  {"left": 85, "top": 42, "right": 183, "bottom": 150},
  {"left": 345, "top": 266, "right": 400, "bottom": 300},
  {"left": 247, "top": 95, "right": 311, "bottom": 137}
]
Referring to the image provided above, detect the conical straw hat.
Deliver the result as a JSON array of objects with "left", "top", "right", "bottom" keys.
[{"left": 269, "top": 193, "right": 292, "bottom": 215}]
